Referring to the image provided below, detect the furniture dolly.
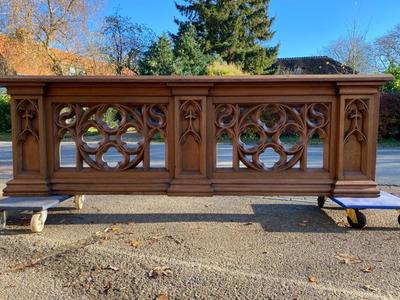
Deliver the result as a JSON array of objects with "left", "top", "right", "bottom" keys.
[
  {"left": 0, "top": 195, "right": 84, "bottom": 232},
  {"left": 318, "top": 191, "right": 400, "bottom": 229}
]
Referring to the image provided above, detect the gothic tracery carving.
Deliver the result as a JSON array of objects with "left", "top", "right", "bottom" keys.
[
  {"left": 16, "top": 99, "right": 39, "bottom": 142},
  {"left": 55, "top": 103, "right": 168, "bottom": 171},
  {"left": 344, "top": 99, "right": 368, "bottom": 144},
  {"left": 179, "top": 100, "right": 201, "bottom": 144},
  {"left": 215, "top": 103, "right": 330, "bottom": 171}
]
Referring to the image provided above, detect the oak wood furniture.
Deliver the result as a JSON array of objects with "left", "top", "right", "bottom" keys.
[{"left": 0, "top": 75, "right": 392, "bottom": 198}]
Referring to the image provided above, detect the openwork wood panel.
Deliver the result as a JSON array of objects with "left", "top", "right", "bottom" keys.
[
  {"left": 1, "top": 75, "right": 391, "bottom": 197},
  {"left": 215, "top": 103, "right": 330, "bottom": 171},
  {"left": 54, "top": 103, "right": 168, "bottom": 171}
]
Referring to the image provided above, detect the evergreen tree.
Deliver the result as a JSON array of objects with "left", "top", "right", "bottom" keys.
[
  {"left": 173, "top": 24, "right": 212, "bottom": 75},
  {"left": 139, "top": 35, "right": 175, "bottom": 75},
  {"left": 176, "top": 0, "right": 279, "bottom": 74}
]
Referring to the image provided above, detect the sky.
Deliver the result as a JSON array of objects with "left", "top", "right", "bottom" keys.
[{"left": 102, "top": 0, "right": 400, "bottom": 58}]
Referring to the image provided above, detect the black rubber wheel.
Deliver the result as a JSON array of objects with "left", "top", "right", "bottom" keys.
[
  {"left": 317, "top": 196, "right": 326, "bottom": 208},
  {"left": 347, "top": 210, "right": 367, "bottom": 229},
  {"left": 398, "top": 214, "right": 400, "bottom": 225}
]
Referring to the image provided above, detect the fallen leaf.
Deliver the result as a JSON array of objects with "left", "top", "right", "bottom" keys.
[
  {"left": 148, "top": 235, "right": 181, "bottom": 245},
  {"left": 148, "top": 238, "right": 158, "bottom": 245},
  {"left": 362, "top": 266, "right": 374, "bottom": 273},
  {"left": 131, "top": 240, "right": 141, "bottom": 248},
  {"left": 155, "top": 292, "right": 169, "bottom": 300},
  {"left": 334, "top": 252, "right": 362, "bottom": 264},
  {"left": 103, "top": 265, "right": 119, "bottom": 271},
  {"left": 148, "top": 266, "right": 173, "bottom": 279},
  {"left": 103, "top": 282, "right": 112, "bottom": 294},
  {"left": 362, "top": 285, "right": 377, "bottom": 292},
  {"left": 335, "top": 220, "right": 349, "bottom": 227},
  {"left": 308, "top": 276, "right": 317, "bottom": 283},
  {"left": 110, "top": 225, "right": 120, "bottom": 233},
  {"left": 243, "top": 222, "right": 253, "bottom": 226},
  {"left": 298, "top": 223, "right": 307, "bottom": 227}
]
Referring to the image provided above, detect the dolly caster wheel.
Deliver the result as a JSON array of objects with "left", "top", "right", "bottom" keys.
[
  {"left": 30, "top": 210, "right": 48, "bottom": 233},
  {"left": 346, "top": 209, "right": 366, "bottom": 229},
  {"left": 317, "top": 196, "right": 326, "bottom": 208},
  {"left": 0, "top": 210, "right": 7, "bottom": 229},
  {"left": 74, "top": 195, "right": 85, "bottom": 210}
]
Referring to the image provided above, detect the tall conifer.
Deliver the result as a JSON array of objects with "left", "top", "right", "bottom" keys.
[{"left": 176, "top": 0, "right": 279, "bottom": 74}]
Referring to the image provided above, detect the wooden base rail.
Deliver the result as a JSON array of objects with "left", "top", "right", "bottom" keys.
[{"left": 0, "top": 75, "right": 392, "bottom": 197}]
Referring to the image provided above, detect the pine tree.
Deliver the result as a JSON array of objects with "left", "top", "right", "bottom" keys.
[
  {"left": 173, "top": 24, "right": 212, "bottom": 75},
  {"left": 176, "top": 0, "right": 279, "bottom": 74},
  {"left": 139, "top": 35, "right": 175, "bottom": 75}
]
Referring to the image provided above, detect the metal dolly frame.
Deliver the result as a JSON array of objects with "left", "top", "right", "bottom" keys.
[
  {"left": 318, "top": 191, "right": 400, "bottom": 229},
  {"left": 0, "top": 195, "right": 85, "bottom": 233}
]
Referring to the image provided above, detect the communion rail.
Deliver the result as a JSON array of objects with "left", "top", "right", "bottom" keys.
[{"left": 0, "top": 75, "right": 392, "bottom": 197}]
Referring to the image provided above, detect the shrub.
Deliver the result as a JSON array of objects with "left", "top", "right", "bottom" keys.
[
  {"left": 206, "top": 61, "right": 245, "bottom": 76},
  {"left": 0, "top": 93, "right": 11, "bottom": 133},
  {"left": 379, "top": 92, "right": 400, "bottom": 139},
  {"left": 383, "top": 63, "right": 400, "bottom": 93}
]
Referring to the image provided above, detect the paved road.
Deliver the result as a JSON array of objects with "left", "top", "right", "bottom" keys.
[
  {"left": 0, "top": 184, "right": 399, "bottom": 299},
  {"left": 1, "top": 141, "right": 399, "bottom": 185}
]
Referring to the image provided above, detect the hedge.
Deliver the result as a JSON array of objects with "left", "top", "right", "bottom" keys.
[
  {"left": 379, "top": 92, "right": 400, "bottom": 139},
  {"left": 0, "top": 93, "right": 11, "bottom": 133}
]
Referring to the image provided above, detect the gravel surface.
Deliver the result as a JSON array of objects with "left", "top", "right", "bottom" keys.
[{"left": 0, "top": 182, "right": 400, "bottom": 300}]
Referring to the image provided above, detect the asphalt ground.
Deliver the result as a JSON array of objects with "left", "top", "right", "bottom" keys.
[{"left": 0, "top": 180, "right": 399, "bottom": 299}]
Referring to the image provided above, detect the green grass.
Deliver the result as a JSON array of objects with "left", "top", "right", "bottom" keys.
[
  {"left": 0, "top": 132, "right": 11, "bottom": 141},
  {"left": 378, "top": 137, "right": 400, "bottom": 147}
]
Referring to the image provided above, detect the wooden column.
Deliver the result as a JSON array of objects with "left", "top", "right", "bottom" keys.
[
  {"left": 3, "top": 84, "right": 51, "bottom": 195},
  {"left": 332, "top": 82, "right": 381, "bottom": 197},
  {"left": 167, "top": 84, "right": 214, "bottom": 196}
]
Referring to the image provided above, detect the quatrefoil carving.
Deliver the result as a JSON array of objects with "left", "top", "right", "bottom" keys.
[
  {"left": 55, "top": 103, "right": 167, "bottom": 171},
  {"left": 215, "top": 103, "right": 330, "bottom": 171}
]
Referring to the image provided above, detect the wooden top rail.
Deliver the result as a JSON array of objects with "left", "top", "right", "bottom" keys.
[
  {"left": 0, "top": 74, "right": 393, "bottom": 84},
  {"left": 0, "top": 75, "right": 393, "bottom": 198}
]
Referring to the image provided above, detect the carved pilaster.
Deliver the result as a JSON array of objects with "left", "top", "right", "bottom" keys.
[
  {"left": 333, "top": 83, "right": 381, "bottom": 197},
  {"left": 3, "top": 85, "right": 50, "bottom": 195},
  {"left": 168, "top": 84, "right": 213, "bottom": 195}
]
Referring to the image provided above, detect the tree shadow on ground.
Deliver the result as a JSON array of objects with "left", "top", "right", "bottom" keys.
[{"left": 2, "top": 203, "right": 400, "bottom": 235}]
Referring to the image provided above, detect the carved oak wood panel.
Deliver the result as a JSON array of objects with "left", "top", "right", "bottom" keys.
[
  {"left": 15, "top": 99, "right": 40, "bottom": 173},
  {"left": 54, "top": 103, "right": 168, "bottom": 171},
  {"left": 214, "top": 103, "right": 330, "bottom": 171},
  {"left": 343, "top": 98, "right": 369, "bottom": 174}
]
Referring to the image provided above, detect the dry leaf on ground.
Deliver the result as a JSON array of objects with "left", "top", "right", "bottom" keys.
[
  {"left": 363, "top": 285, "right": 377, "bottom": 292},
  {"left": 148, "top": 235, "right": 181, "bottom": 245},
  {"left": 148, "top": 266, "right": 173, "bottom": 279},
  {"left": 103, "top": 282, "right": 112, "bottom": 294},
  {"left": 308, "top": 276, "right": 317, "bottom": 283},
  {"left": 334, "top": 252, "right": 362, "bottom": 264},
  {"left": 110, "top": 225, "right": 120, "bottom": 233},
  {"left": 130, "top": 240, "right": 141, "bottom": 248},
  {"left": 362, "top": 266, "right": 374, "bottom": 273},
  {"left": 155, "top": 292, "right": 169, "bottom": 300},
  {"left": 103, "top": 265, "right": 119, "bottom": 271}
]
